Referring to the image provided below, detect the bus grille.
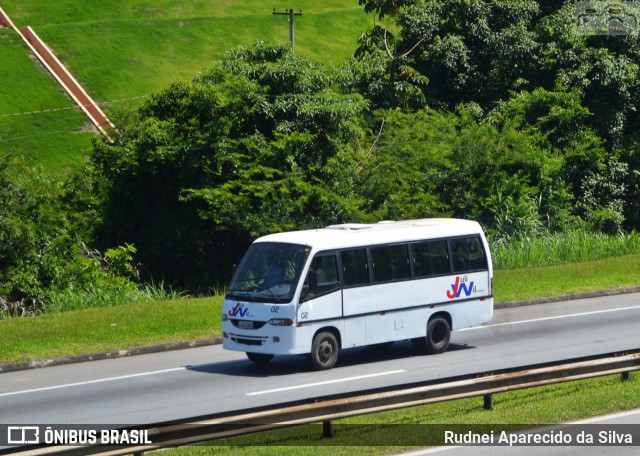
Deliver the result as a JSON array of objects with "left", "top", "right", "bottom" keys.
[
  {"left": 231, "top": 319, "right": 267, "bottom": 330},
  {"left": 229, "top": 333, "right": 268, "bottom": 346}
]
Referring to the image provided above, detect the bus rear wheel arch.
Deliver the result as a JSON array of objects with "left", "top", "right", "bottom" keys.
[
  {"left": 310, "top": 330, "right": 340, "bottom": 370},
  {"left": 412, "top": 314, "right": 451, "bottom": 355}
]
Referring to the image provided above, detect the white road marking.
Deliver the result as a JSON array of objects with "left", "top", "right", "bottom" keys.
[
  {"left": 3, "top": 305, "right": 639, "bottom": 398},
  {"left": 0, "top": 367, "right": 185, "bottom": 398},
  {"left": 246, "top": 370, "right": 407, "bottom": 396},
  {"left": 571, "top": 407, "right": 640, "bottom": 424},
  {"left": 460, "top": 305, "right": 640, "bottom": 331}
]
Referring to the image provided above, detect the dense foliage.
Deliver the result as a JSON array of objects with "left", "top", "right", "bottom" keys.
[
  {"left": 2, "top": 1, "right": 640, "bottom": 306},
  {"left": 92, "top": 44, "right": 370, "bottom": 290}
]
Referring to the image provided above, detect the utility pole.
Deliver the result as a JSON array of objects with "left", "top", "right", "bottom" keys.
[{"left": 272, "top": 8, "right": 302, "bottom": 51}]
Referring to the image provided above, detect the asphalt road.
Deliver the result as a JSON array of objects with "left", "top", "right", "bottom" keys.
[{"left": 1, "top": 293, "right": 639, "bottom": 429}]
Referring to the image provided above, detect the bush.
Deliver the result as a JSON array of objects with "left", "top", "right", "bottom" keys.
[{"left": 0, "top": 159, "right": 182, "bottom": 315}]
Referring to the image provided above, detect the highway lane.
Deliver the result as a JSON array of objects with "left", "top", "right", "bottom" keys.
[{"left": 1, "top": 293, "right": 639, "bottom": 426}]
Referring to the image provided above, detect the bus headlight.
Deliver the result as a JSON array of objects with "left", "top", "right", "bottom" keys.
[{"left": 268, "top": 318, "right": 294, "bottom": 326}]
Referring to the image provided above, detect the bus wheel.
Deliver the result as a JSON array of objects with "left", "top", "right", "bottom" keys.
[
  {"left": 426, "top": 317, "right": 451, "bottom": 354},
  {"left": 246, "top": 352, "right": 274, "bottom": 364},
  {"left": 311, "top": 332, "right": 339, "bottom": 370},
  {"left": 412, "top": 317, "right": 451, "bottom": 355}
]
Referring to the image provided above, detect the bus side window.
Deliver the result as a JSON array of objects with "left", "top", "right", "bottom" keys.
[
  {"left": 302, "top": 254, "right": 340, "bottom": 301},
  {"left": 371, "top": 246, "right": 392, "bottom": 282},
  {"left": 451, "top": 236, "right": 487, "bottom": 273},
  {"left": 430, "top": 240, "right": 451, "bottom": 275},
  {"left": 341, "top": 249, "right": 369, "bottom": 287},
  {"left": 412, "top": 241, "right": 433, "bottom": 278},
  {"left": 467, "top": 236, "right": 487, "bottom": 270},
  {"left": 451, "top": 238, "right": 470, "bottom": 273},
  {"left": 390, "top": 244, "right": 411, "bottom": 280}
]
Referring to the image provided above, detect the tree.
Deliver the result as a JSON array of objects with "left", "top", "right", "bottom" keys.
[
  {"left": 358, "top": 1, "right": 640, "bottom": 144},
  {"left": 0, "top": 159, "right": 106, "bottom": 303},
  {"left": 352, "top": 1, "right": 429, "bottom": 111},
  {"left": 394, "top": 0, "right": 541, "bottom": 108},
  {"left": 359, "top": 0, "right": 420, "bottom": 20},
  {"left": 92, "top": 43, "right": 369, "bottom": 290},
  {"left": 336, "top": 108, "right": 454, "bottom": 220}
]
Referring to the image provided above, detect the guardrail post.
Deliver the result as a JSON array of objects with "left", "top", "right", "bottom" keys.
[
  {"left": 483, "top": 394, "right": 493, "bottom": 410},
  {"left": 323, "top": 420, "right": 334, "bottom": 438},
  {"left": 622, "top": 371, "right": 630, "bottom": 381}
]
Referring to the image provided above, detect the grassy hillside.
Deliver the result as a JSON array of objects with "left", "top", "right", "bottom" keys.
[
  {"left": 0, "top": 0, "right": 373, "bottom": 171},
  {"left": 0, "top": 30, "right": 94, "bottom": 170},
  {"left": 0, "top": 0, "right": 371, "bottom": 170}
]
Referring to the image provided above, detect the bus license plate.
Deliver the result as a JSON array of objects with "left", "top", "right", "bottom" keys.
[{"left": 238, "top": 320, "right": 253, "bottom": 329}]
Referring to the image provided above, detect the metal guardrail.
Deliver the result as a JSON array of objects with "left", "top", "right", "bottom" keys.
[{"left": 12, "top": 350, "right": 640, "bottom": 455}]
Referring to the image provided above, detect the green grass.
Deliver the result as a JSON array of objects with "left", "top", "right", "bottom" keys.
[
  {"left": 1, "top": 254, "right": 639, "bottom": 365},
  {"left": 158, "top": 373, "right": 640, "bottom": 453},
  {"left": 0, "top": 29, "right": 94, "bottom": 171},
  {"left": 1, "top": 1, "right": 372, "bottom": 168},
  {"left": 0, "top": 297, "right": 221, "bottom": 364},
  {"left": 494, "top": 254, "right": 640, "bottom": 303}
]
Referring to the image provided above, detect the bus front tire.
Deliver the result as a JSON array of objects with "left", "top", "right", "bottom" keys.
[
  {"left": 311, "top": 331, "right": 339, "bottom": 370},
  {"left": 246, "top": 352, "right": 274, "bottom": 364},
  {"left": 412, "top": 317, "right": 451, "bottom": 355}
]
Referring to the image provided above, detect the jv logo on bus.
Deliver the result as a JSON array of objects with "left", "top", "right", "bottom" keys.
[
  {"left": 447, "top": 276, "right": 475, "bottom": 299},
  {"left": 229, "top": 303, "right": 249, "bottom": 317}
]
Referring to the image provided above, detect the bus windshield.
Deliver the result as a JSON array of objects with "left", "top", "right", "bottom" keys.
[{"left": 226, "top": 242, "right": 310, "bottom": 303}]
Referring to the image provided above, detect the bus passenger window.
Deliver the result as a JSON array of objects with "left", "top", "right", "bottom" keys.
[
  {"left": 412, "top": 242, "right": 433, "bottom": 278},
  {"left": 370, "top": 244, "right": 412, "bottom": 283},
  {"left": 451, "top": 236, "right": 487, "bottom": 273},
  {"left": 389, "top": 244, "right": 411, "bottom": 280},
  {"left": 467, "top": 236, "right": 487, "bottom": 270},
  {"left": 341, "top": 249, "right": 369, "bottom": 287},
  {"left": 430, "top": 240, "right": 450, "bottom": 275},
  {"left": 451, "top": 238, "right": 470, "bottom": 273},
  {"left": 371, "top": 246, "right": 392, "bottom": 282}
]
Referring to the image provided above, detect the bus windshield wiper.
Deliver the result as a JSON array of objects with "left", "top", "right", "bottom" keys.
[
  {"left": 226, "top": 289, "right": 257, "bottom": 302},
  {"left": 251, "top": 285, "right": 280, "bottom": 301}
]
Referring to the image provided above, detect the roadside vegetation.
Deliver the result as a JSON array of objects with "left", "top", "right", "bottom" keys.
[
  {"left": 159, "top": 373, "right": 640, "bottom": 454},
  {"left": 1, "top": 1, "right": 639, "bottom": 356}
]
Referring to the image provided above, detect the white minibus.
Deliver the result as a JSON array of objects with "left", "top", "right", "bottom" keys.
[{"left": 221, "top": 218, "right": 493, "bottom": 370}]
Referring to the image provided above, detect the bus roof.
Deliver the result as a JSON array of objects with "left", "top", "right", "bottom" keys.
[{"left": 254, "top": 218, "right": 485, "bottom": 251}]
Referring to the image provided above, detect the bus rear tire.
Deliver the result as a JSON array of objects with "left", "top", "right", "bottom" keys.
[
  {"left": 412, "top": 317, "right": 451, "bottom": 355},
  {"left": 246, "top": 352, "right": 274, "bottom": 364},
  {"left": 311, "top": 331, "right": 339, "bottom": 370}
]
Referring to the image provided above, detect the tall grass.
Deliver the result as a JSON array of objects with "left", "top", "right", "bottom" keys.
[
  {"left": 490, "top": 230, "right": 640, "bottom": 269},
  {"left": 48, "top": 278, "right": 187, "bottom": 313}
]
